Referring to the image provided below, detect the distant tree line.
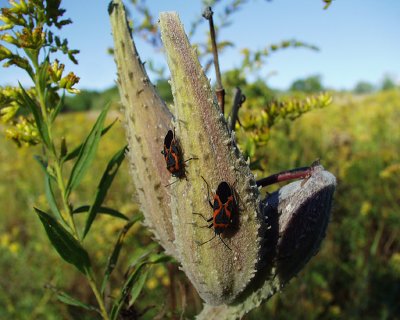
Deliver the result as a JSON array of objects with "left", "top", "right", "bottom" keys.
[{"left": 64, "top": 73, "right": 398, "bottom": 112}]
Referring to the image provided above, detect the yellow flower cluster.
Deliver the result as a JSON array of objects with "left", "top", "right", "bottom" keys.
[
  {"left": 0, "top": 232, "right": 20, "bottom": 255},
  {"left": 236, "top": 92, "right": 332, "bottom": 160},
  {"left": 146, "top": 265, "right": 170, "bottom": 290},
  {"left": 5, "top": 116, "right": 39, "bottom": 146},
  {"left": 0, "top": 86, "right": 39, "bottom": 146},
  {"left": 379, "top": 163, "right": 400, "bottom": 179}
]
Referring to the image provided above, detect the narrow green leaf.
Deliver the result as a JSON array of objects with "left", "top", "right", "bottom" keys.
[
  {"left": 60, "top": 137, "right": 68, "bottom": 158},
  {"left": 33, "top": 155, "right": 55, "bottom": 181},
  {"left": 65, "top": 104, "right": 110, "bottom": 197},
  {"left": 83, "top": 145, "right": 128, "bottom": 238},
  {"left": 128, "top": 268, "right": 149, "bottom": 307},
  {"left": 63, "top": 117, "right": 118, "bottom": 162},
  {"left": 57, "top": 291, "right": 98, "bottom": 312},
  {"left": 35, "top": 207, "right": 91, "bottom": 274},
  {"left": 50, "top": 91, "right": 65, "bottom": 123},
  {"left": 38, "top": 60, "right": 50, "bottom": 91},
  {"left": 127, "top": 243, "right": 159, "bottom": 268},
  {"left": 110, "top": 262, "right": 147, "bottom": 320},
  {"left": 73, "top": 205, "right": 129, "bottom": 221},
  {"left": 34, "top": 156, "right": 62, "bottom": 221},
  {"left": 111, "top": 253, "right": 171, "bottom": 320},
  {"left": 148, "top": 253, "right": 174, "bottom": 264},
  {"left": 18, "top": 83, "right": 51, "bottom": 147},
  {"left": 44, "top": 174, "right": 63, "bottom": 221},
  {"left": 101, "top": 215, "right": 143, "bottom": 294}
]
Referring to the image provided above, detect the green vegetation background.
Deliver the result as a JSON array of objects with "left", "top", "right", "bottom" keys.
[{"left": 1, "top": 87, "right": 399, "bottom": 319}]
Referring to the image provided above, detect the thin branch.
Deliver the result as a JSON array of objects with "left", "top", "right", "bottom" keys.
[
  {"left": 203, "top": 7, "right": 225, "bottom": 114},
  {"left": 229, "top": 87, "right": 246, "bottom": 131},
  {"left": 256, "top": 160, "right": 320, "bottom": 188}
]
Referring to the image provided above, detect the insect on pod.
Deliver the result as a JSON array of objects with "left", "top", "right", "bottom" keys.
[
  {"left": 161, "top": 129, "right": 196, "bottom": 183},
  {"left": 193, "top": 176, "right": 239, "bottom": 251}
]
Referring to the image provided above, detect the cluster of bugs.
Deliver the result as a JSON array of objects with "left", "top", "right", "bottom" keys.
[{"left": 161, "top": 129, "right": 315, "bottom": 251}]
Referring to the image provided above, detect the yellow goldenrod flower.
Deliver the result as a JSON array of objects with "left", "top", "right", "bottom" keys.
[
  {"left": 9, "top": 242, "right": 20, "bottom": 254},
  {"left": 161, "top": 276, "right": 170, "bottom": 287},
  {"left": 5, "top": 116, "right": 39, "bottom": 146},
  {"left": 146, "top": 277, "right": 158, "bottom": 290},
  {"left": 380, "top": 163, "right": 400, "bottom": 179},
  {"left": 48, "top": 59, "right": 65, "bottom": 82},
  {"left": 0, "top": 33, "right": 18, "bottom": 45},
  {"left": 360, "top": 201, "right": 372, "bottom": 217},
  {"left": 155, "top": 265, "right": 165, "bottom": 278},
  {"left": 0, "top": 233, "right": 10, "bottom": 247},
  {"left": 0, "top": 104, "right": 18, "bottom": 122},
  {"left": 59, "top": 72, "right": 80, "bottom": 94},
  {"left": 0, "top": 24, "right": 13, "bottom": 31},
  {"left": 0, "top": 44, "right": 13, "bottom": 61}
]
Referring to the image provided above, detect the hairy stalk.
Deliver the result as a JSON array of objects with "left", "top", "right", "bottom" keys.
[
  {"left": 159, "top": 12, "right": 261, "bottom": 305},
  {"left": 109, "top": 0, "right": 177, "bottom": 258},
  {"left": 203, "top": 7, "right": 225, "bottom": 113}
]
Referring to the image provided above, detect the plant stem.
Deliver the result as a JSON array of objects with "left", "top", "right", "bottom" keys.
[
  {"left": 229, "top": 87, "right": 245, "bottom": 131},
  {"left": 32, "top": 63, "right": 79, "bottom": 238},
  {"left": 87, "top": 270, "right": 110, "bottom": 320},
  {"left": 54, "top": 161, "right": 79, "bottom": 237},
  {"left": 203, "top": 7, "right": 225, "bottom": 113}
]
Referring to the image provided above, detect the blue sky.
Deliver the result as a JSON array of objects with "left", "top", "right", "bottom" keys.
[{"left": 1, "top": 0, "right": 399, "bottom": 91}]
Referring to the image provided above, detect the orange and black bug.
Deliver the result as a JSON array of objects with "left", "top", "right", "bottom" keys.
[
  {"left": 161, "top": 129, "right": 196, "bottom": 180},
  {"left": 193, "top": 177, "right": 238, "bottom": 251}
]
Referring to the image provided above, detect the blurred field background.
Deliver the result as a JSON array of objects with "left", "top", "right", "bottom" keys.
[{"left": 1, "top": 82, "right": 399, "bottom": 319}]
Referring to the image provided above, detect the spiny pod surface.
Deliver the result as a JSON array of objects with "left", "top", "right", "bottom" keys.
[{"left": 159, "top": 12, "right": 264, "bottom": 305}]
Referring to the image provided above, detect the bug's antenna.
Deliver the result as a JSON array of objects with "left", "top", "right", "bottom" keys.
[{"left": 201, "top": 175, "right": 213, "bottom": 208}]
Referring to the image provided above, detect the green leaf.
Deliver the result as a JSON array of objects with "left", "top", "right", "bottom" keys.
[
  {"left": 65, "top": 104, "right": 110, "bottom": 197},
  {"left": 63, "top": 117, "right": 118, "bottom": 162},
  {"left": 110, "top": 253, "right": 172, "bottom": 320},
  {"left": 73, "top": 205, "right": 129, "bottom": 221},
  {"left": 50, "top": 91, "right": 65, "bottom": 123},
  {"left": 38, "top": 60, "right": 50, "bottom": 93},
  {"left": 44, "top": 174, "right": 63, "bottom": 221},
  {"left": 110, "top": 262, "right": 147, "bottom": 320},
  {"left": 128, "top": 268, "right": 149, "bottom": 307},
  {"left": 35, "top": 207, "right": 91, "bottom": 274},
  {"left": 34, "top": 156, "right": 62, "bottom": 222},
  {"left": 101, "top": 215, "right": 143, "bottom": 294},
  {"left": 57, "top": 291, "right": 98, "bottom": 312},
  {"left": 18, "top": 83, "right": 51, "bottom": 148},
  {"left": 127, "top": 243, "right": 159, "bottom": 267},
  {"left": 148, "top": 253, "right": 173, "bottom": 264},
  {"left": 33, "top": 155, "right": 55, "bottom": 181},
  {"left": 82, "top": 145, "right": 128, "bottom": 238}
]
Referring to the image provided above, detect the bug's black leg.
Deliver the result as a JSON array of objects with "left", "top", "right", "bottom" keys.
[
  {"left": 193, "top": 212, "right": 212, "bottom": 222},
  {"left": 218, "top": 234, "right": 232, "bottom": 251},
  {"left": 165, "top": 179, "right": 179, "bottom": 187},
  {"left": 196, "top": 234, "right": 216, "bottom": 247},
  {"left": 196, "top": 223, "right": 213, "bottom": 229},
  {"left": 184, "top": 156, "right": 198, "bottom": 163}
]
